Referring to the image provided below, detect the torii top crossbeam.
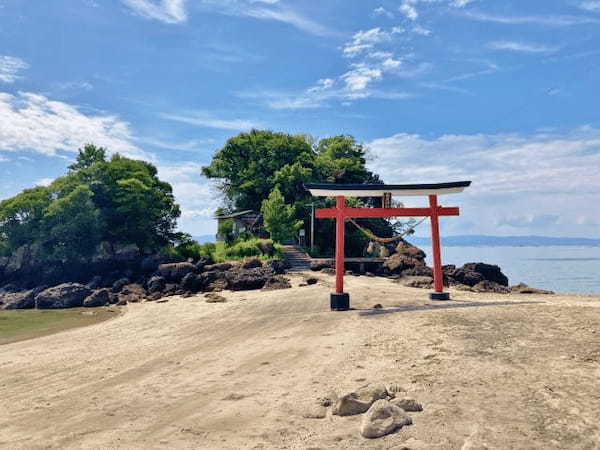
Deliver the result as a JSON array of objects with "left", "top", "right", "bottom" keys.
[{"left": 305, "top": 181, "right": 471, "bottom": 309}]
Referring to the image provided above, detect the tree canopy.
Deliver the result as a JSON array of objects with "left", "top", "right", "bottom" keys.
[
  {"left": 202, "top": 130, "right": 393, "bottom": 255},
  {"left": 0, "top": 145, "right": 181, "bottom": 261}
]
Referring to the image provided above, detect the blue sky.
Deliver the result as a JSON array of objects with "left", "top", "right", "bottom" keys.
[{"left": 0, "top": 0, "right": 599, "bottom": 237}]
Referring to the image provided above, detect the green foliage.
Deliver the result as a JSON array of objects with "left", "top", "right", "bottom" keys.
[
  {"left": 222, "top": 238, "right": 282, "bottom": 261},
  {"left": 217, "top": 218, "right": 235, "bottom": 244},
  {"left": 0, "top": 145, "right": 181, "bottom": 261},
  {"left": 261, "top": 187, "right": 303, "bottom": 242}
]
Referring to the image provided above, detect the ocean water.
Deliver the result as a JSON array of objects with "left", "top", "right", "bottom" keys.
[{"left": 425, "top": 246, "right": 600, "bottom": 295}]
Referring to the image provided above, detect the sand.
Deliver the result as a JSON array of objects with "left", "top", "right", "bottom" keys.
[{"left": 1, "top": 273, "right": 599, "bottom": 449}]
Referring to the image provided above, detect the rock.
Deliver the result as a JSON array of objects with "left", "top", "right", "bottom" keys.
[
  {"left": 472, "top": 280, "right": 510, "bottom": 294},
  {"left": 265, "top": 259, "right": 286, "bottom": 274},
  {"left": 147, "top": 276, "right": 166, "bottom": 294},
  {"left": 180, "top": 272, "right": 203, "bottom": 293},
  {"left": 332, "top": 393, "right": 372, "bottom": 416},
  {"left": 390, "top": 397, "right": 423, "bottom": 412},
  {"left": 402, "top": 265, "right": 434, "bottom": 278},
  {"left": 116, "top": 297, "right": 128, "bottom": 306},
  {"left": 242, "top": 258, "right": 262, "bottom": 269},
  {"left": 365, "top": 272, "right": 375, "bottom": 277},
  {"left": 146, "top": 292, "right": 163, "bottom": 301},
  {"left": 204, "top": 262, "right": 233, "bottom": 272},
  {"left": 121, "top": 293, "right": 141, "bottom": 303},
  {"left": 322, "top": 268, "right": 336, "bottom": 275},
  {"left": 305, "top": 277, "right": 318, "bottom": 285},
  {"left": 263, "top": 276, "right": 292, "bottom": 290},
  {"left": 194, "top": 257, "right": 210, "bottom": 272},
  {"left": 360, "top": 399, "right": 412, "bottom": 439},
  {"left": 158, "top": 262, "right": 196, "bottom": 282},
  {"left": 301, "top": 404, "right": 328, "bottom": 419},
  {"left": 226, "top": 267, "right": 273, "bottom": 291},
  {"left": 511, "top": 283, "right": 554, "bottom": 295},
  {"left": 207, "top": 279, "right": 228, "bottom": 292},
  {"left": 399, "top": 276, "right": 433, "bottom": 289},
  {"left": 447, "top": 262, "right": 508, "bottom": 287},
  {"left": 385, "top": 383, "right": 406, "bottom": 398},
  {"left": 112, "top": 278, "right": 130, "bottom": 293},
  {"left": 356, "top": 383, "right": 389, "bottom": 404},
  {"left": 1, "top": 289, "right": 36, "bottom": 310},
  {"left": 121, "top": 283, "right": 146, "bottom": 296},
  {"left": 454, "top": 284, "right": 474, "bottom": 292},
  {"left": 83, "top": 289, "right": 110, "bottom": 307},
  {"left": 35, "top": 283, "right": 92, "bottom": 309},
  {"left": 205, "top": 293, "right": 226, "bottom": 303},
  {"left": 395, "top": 240, "right": 426, "bottom": 262},
  {"left": 373, "top": 304, "right": 383, "bottom": 309},
  {"left": 108, "top": 293, "right": 119, "bottom": 304},
  {"left": 383, "top": 254, "right": 424, "bottom": 274}
]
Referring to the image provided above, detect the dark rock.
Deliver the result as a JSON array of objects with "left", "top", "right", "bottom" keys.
[
  {"left": 383, "top": 254, "right": 424, "bottom": 274},
  {"left": 207, "top": 279, "right": 228, "bottom": 292},
  {"left": 112, "top": 278, "right": 130, "bottom": 293},
  {"left": 121, "top": 284, "right": 146, "bottom": 297},
  {"left": 108, "top": 293, "right": 119, "bottom": 304},
  {"left": 147, "top": 276, "right": 166, "bottom": 294},
  {"left": 226, "top": 267, "right": 273, "bottom": 291},
  {"left": 448, "top": 262, "right": 509, "bottom": 287},
  {"left": 83, "top": 289, "right": 110, "bottom": 307},
  {"left": 1, "top": 289, "right": 36, "bottom": 310},
  {"left": 400, "top": 276, "right": 433, "bottom": 289},
  {"left": 158, "top": 262, "right": 196, "bottom": 282},
  {"left": 242, "top": 258, "right": 263, "bottom": 269},
  {"left": 263, "top": 276, "right": 292, "bottom": 290},
  {"left": 402, "top": 265, "right": 433, "bottom": 277},
  {"left": 35, "top": 283, "right": 92, "bottom": 309},
  {"left": 146, "top": 292, "right": 163, "bottom": 301},
  {"left": 180, "top": 272, "right": 203, "bottom": 293},
  {"left": 204, "top": 262, "right": 233, "bottom": 272},
  {"left": 305, "top": 277, "right": 318, "bottom": 285},
  {"left": 141, "top": 255, "right": 162, "bottom": 273},
  {"left": 395, "top": 240, "right": 426, "bottom": 262},
  {"left": 265, "top": 259, "right": 286, "bottom": 274},
  {"left": 511, "top": 283, "right": 554, "bottom": 295},
  {"left": 194, "top": 257, "right": 210, "bottom": 272},
  {"left": 472, "top": 280, "right": 510, "bottom": 294},
  {"left": 373, "top": 303, "right": 383, "bottom": 309}
]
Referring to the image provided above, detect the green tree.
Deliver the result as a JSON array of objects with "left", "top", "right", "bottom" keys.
[
  {"left": 261, "top": 187, "right": 303, "bottom": 242},
  {"left": 68, "top": 144, "right": 107, "bottom": 171}
]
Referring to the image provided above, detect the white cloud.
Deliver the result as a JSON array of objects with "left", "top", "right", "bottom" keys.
[
  {"left": 579, "top": 1, "right": 600, "bottom": 12},
  {"left": 0, "top": 56, "right": 28, "bottom": 83},
  {"left": 373, "top": 6, "right": 394, "bottom": 18},
  {"left": 0, "top": 91, "right": 144, "bottom": 158},
  {"left": 452, "top": 0, "right": 473, "bottom": 7},
  {"left": 488, "top": 41, "right": 560, "bottom": 53},
  {"left": 161, "top": 111, "right": 263, "bottom": 130},
  {"left": 399, "top": 1, "right": 419, "bottom": 20},
  {"left": 35, "top": 178, "right": 54, "bottom": 187},
  {"left": 123, "top": 0, "right": 187, "bottom": 23},
  {"left": 463, "top": 11, "right": 600, "bottom": 26},
  {"left": 157, "top": 162, "right": 221, "bottom": 235},
  {"left": 341, "top": 64, "right": 383, "bottom": 91},
  {"left": 412, "top": 25, "right": 432, "bottom": 36},
  {"left": 343, "top": 28, "right": 391, "bottom": 57},
  {"left": 367, "top": 127, "right": 600, "bottom": 235}
]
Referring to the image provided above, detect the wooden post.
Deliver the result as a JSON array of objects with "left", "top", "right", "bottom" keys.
[{"left": 428, "top": 195, "right": 449, "bottom": 300}]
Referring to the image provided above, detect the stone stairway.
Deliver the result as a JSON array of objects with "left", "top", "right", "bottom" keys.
[{"left": 282, "top": 245, "right": 312, "bottom": 272}]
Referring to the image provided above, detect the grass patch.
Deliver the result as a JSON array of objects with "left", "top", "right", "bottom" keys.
[{"left": 0, "top": 307, "right": 120, "bottom": 345}]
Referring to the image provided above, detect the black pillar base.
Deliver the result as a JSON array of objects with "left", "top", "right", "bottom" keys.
[
  {"left": 330, "top": 292, "right": 350, "bottom": 311},
  {"left": 430, "top": 292, "right": 450, "bottom": 301}
]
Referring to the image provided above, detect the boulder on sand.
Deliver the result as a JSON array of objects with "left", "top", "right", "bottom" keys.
[
  {"left": 511, "top": 283, "right": 554, "bottom": 295},
  {"left": 390, "top": 397, "right": 423, "bottom": 412},
  {"left": 1, "top": 289, "right": 37, "bottom": 310},
  {"left": 35, "top": 283, "right": 92, "bottom": 309},
  {"left": 360, "top": 399, "right": 412, "bottom": 439},
  {"left": 147, "top": 276, "right": 166, "bottom": 294},
  {"left": 446, "top": 262, "right": 508, "bottom": 287},
  {"left": 158, "top": 262, "right": 195, "bottom": 282},
  {"left": 83, "top": 288, "right": 110, "bottom": 307},
  {"left": 332, "top": 384, "right": 388, "bottom": 416}
]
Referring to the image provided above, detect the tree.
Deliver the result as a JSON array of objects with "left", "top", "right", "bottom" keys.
[
  {"left": 261, "top": 187, "right": 303, "bottom": 243},
  {"left": 0, "top": 144, "right": 181, "bottom": 261},
  {"left": 68, "top": 144, "right": 107, "bottom": 171}
]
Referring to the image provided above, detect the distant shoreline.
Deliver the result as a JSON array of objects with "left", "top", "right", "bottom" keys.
[{"left": 407, "top": 235, "right": 600, "bottom": 247}]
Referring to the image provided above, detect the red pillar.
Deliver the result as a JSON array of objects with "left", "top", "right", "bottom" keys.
[
  {"left": 428, "top": 195, "right": 446, "bottom": 298},
  {"left": 335, "top": 196, "right": 345, "bottom": 294}
]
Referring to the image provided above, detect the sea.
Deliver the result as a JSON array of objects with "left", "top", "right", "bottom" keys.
[{"left": 426, "top": 246, "right": 600, "bottom": 295}]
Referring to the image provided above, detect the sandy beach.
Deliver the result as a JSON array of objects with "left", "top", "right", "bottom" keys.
[{"left": 1, "top": 273, "right": 599, "bottom": 449}]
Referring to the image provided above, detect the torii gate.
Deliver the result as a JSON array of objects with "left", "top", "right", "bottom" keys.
[{"left": 305, "top": 181, "right": 471, "bottom": 310}]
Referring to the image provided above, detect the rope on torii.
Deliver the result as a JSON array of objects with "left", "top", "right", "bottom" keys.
[{"left": 347, "top": 217, "right": 427, "bottom": 243}]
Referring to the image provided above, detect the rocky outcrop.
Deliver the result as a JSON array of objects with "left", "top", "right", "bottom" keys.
[
  {"left": 446, "top": 262, "right": 508, "bottom": 287},
  {"left": 35, "top": 283, "right": 92, "bottom": 309},
  {"left": 83, "top": 289, "right": 110, "bottom": 307},
  {"left": 511, "top": 283, "right": 554, "bottom": 295},
  {"left": 263, "top": 276, "right": 292, "bottom": 290},
  {"left": 0, "top": 289, "right": 37, "bottom": 310},
  {"left": 157, "top": 262, "right": 195, "bottom": 282}
]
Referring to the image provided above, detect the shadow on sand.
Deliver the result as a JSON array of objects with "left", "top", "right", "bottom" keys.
[{"left": 357, "top": 300, "right": 545, "bottom": 317}]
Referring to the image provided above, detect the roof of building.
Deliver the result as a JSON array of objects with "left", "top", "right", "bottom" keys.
[
  {"left": 304, "top": 181, "right": 471, "bottom": 197},
  {"left": 214, "top": 210, "right": 258, "bottom": 219}
]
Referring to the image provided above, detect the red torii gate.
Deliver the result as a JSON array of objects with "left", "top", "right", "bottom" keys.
[{"left": 305, "top": 181, "right": 471, "bottom": 310}]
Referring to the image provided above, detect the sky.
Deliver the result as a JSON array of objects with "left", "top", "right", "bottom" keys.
[{"left": 0, "top": 0, "right": 599, "bottom": 238}]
